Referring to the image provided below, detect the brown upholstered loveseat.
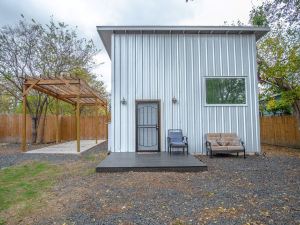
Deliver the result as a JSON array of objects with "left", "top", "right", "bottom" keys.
[{"left": 205, "top": 133, "right": 245, "bottom": 158}]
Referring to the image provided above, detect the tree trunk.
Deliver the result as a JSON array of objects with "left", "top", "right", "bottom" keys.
[
  {"left": 293, "top": 100, "right": 300, "bottom": 130},
  {"left": 36, "top": 115, "right": 46, "bottom": 144},
  {"left": 31, "top": 116, "right": 38, "bottom": 143},
  {"left": 36, "top": 102, "right": 49, "bottom": 144}
]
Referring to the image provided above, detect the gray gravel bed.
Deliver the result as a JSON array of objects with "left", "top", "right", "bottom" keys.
[{"left": 34, "top": 152, "right": 300, "bottom": 225}]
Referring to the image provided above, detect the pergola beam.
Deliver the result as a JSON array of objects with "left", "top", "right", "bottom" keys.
[
  {"left": 23, "top": 79, "right": 40, "bottom": 96},
  {"left": 58, "top": 94, "right": 97, "bottom": 98},
  {"left": 25, "top": 79, "right": 80, "bottom": 85}
]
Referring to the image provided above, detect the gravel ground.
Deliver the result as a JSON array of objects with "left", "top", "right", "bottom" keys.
[{"left": 1, "top": 144, "right": 299, "bottom": 225}]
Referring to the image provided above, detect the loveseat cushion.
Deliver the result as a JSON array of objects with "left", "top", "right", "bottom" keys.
[
  {"left": 211, "top": 146, "right": 228, "bottom": 151},
  {"left": 227, "top": 146, "right": 244, "bottom": 151},
  {"left": 207, "top": 139, "right": 219, "bottom": 146}
]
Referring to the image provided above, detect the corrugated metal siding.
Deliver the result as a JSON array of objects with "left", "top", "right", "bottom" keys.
[{"left": 110, "top": 33, "right": 261, "bottom": 153}]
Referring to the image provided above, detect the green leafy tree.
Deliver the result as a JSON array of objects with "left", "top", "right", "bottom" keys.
[
  {"left": 258, "top": 36, "right": 300, "bottom": 124},
  {"left": 250, "top": 0, "right": 300, "bottom": 129},
  {"left": 249, "top": 6, "right": 269, "bottom": 26}
]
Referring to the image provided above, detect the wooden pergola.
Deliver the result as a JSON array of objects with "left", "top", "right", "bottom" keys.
[{"left": 22, "top": 77, "right": 108, "bottom": 152}]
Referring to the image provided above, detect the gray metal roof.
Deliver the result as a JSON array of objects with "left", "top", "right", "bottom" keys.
[{"left": 97, "top": 25, "right": 270, "bottom": 58}]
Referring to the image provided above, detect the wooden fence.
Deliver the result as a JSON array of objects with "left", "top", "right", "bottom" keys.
[
  {"left": 260, "top": 116, "right": 300, "bottom": 148},
  {"left": 0, "top": 114, "right": 108, "bottom": 143}
]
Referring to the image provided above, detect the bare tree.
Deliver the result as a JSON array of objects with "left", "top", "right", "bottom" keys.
[{"left": 0, "top": 16, "right": 99, "bottom": 143}]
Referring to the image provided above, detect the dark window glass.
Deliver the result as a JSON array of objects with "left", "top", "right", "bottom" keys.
[{"left": 206, "top": 78, "right": 246, "bottom": 104}]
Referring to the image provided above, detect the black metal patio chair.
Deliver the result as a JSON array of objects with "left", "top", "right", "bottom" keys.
[{"left": 167, "top": 129, "right": 188, "bottom": 154}]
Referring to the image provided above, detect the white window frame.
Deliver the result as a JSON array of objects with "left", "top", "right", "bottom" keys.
[{"left": 203, "top": 76, "right": 248, "bottom": 107}]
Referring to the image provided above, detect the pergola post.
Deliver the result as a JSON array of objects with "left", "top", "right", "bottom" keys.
[
  {"left": 55, "top": 98, "right": 59, "bottom": 143},
  {"left": 21, "top": 84, "right": 27, "bottom": 152},
  {"left": 76, "top": 85, "right": 81, "bottom": 153},
  {"left": 95, "top": 105, "right": 98, "bottom": 144},
  {"left": 105, "top": 103, "right": 109, "bottom": 140}
]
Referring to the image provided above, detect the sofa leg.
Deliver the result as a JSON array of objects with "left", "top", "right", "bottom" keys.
[
  {"left": 244, "top": 150, "right": 246, "bottom": 159},
  {"left": 210, "top": 150, "right": 213, "bottom": 158},
  {"left": 237, "top": 152, "right": 239, "bottom": 157}
]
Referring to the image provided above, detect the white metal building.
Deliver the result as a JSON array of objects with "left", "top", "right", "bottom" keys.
[{"left": 97, "top": 26, "right": 269, "bottom": 154}]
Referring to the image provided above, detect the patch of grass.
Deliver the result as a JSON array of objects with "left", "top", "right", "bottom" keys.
[
  {"left": 83, "top": 152, "right": 107, "bottom": 162},
  {"left": 84, "top": 154, "right": 98, "bottom": 162},
  {"left": 0, "top": 218, "right": 5, "bottom": 225},
  {"left": 171, "top": 219, "right": 187, "bottom": 225},
  {"left": 0, "top": 162, "right": 61, "bottom": 212}
]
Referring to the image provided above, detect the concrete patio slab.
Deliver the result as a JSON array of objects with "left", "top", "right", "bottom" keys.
[{"left": 26, "top": 140, "right": 105, "bottom": 154}]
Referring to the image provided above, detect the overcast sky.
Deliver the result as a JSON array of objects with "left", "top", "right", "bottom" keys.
[{"left": 0, "top": 0, "right": 262, "bottom": 92}]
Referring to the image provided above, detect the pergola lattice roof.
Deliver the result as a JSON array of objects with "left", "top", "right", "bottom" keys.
[{"left": 24, "top": 77, "right": 107, "bottom": 107}]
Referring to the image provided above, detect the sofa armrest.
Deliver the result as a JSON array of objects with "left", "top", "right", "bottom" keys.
[
  {"left": 240, "top": 139, "right": 245, "bottom": 148},
  {"left": 206, "top": 140, "right": 212, "bottom": 148}
]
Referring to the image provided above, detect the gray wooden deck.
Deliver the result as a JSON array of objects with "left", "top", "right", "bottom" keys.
[{"left": 96, "top": 152, "right": 207, "bottom": 172}]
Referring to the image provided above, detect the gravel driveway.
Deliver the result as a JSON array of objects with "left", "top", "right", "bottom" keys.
[{"left": 1, "top": 144, "right": 300, "bottom": 225}]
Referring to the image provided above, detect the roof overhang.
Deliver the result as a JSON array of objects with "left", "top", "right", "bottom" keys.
[{"left": 97, "top": 25, "right": 270, "bottom": 59}]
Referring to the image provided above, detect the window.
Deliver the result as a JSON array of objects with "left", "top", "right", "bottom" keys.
[{"left": 205, "top": 77, "right": 246, "bottom": 105}]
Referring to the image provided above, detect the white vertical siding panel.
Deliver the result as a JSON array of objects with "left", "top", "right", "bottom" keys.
[
  {"left": 246, "top": 35, "right": 254, "bottom": 152},
  {"left": 178, "top": 35, "right": 185, "bottom": 132},
  {"left": 110, "top": 34, "right": 115, "bottom": 151},
  {"left": 171, "top": 35, "right": 178, "bottom": 129},
  {"left": 203, "top": 35, "right": 209, "bottom": 152},
  {"left": 224, "top": 36, "right": 231, "bottom": 132},
  {"left": 135, "top": 36, "right": 142, "bottom": 99},
  {"left": 183, "top": 35, "right": 188, "bottom": 134},
  {"left": 233, "top": 36, "right": 239, "bottom": 136},
  {"left": 114, "top": 35, "right": 121, "bottom": 152},
  {"left": 251, "top": 35, "right": 261, "bottom": 152},
  {"left": 193, "top": 36, "right": 200, "bottom": 153},
  {"left": 128, "top": 35, "right": 135, "bottom": 151},
  {"left": 120, "top": 35, "right": 128, "bottom": 152},
  {"left": 186, "top": 35, "right": 195, "bottom": 152},
  {"left": 157, "top": 35, "right": 165, "bottom": 151},
  {"left": 165, "top": 35, "right": 172, "bottom": 135},
  {"left": 239, "top": 35, "right": 247, "bottom": 147},
  {"left": 142, "top": 34, "right": 149, "bottom": 98}
]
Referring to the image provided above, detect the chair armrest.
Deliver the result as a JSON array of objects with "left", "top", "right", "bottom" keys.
[
  {"left": 167, "top": 137, "right": 171, "bottom": 145},
  {"left": 182, "top": 136, "right": 188, "bottom": 143}
]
